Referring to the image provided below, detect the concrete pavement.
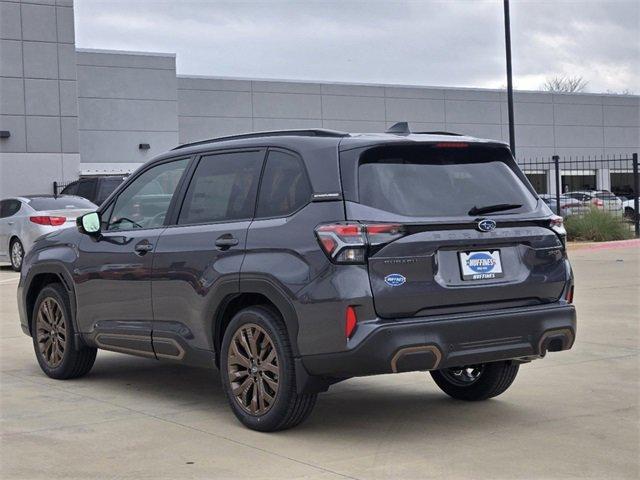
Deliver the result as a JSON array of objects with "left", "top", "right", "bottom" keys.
[{"left": 0, "top": 245, "right": 638, "bottom": 479}]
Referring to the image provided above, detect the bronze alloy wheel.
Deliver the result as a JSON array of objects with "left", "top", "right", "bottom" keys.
[
  {"left": 227, "top": 323, "right": 280, "bottom": 415},
  {"left": 36, "top": 297, "right": 67, "bottom": 368}
]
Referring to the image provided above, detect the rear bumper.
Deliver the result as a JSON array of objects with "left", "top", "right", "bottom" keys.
[{"left": 302, "top": 303, "right": 576, "bottom": 378}]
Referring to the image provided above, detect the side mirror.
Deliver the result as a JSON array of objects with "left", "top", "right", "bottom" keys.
[{"left": 77, "top": 212, "right": 101, "bottom": 236}]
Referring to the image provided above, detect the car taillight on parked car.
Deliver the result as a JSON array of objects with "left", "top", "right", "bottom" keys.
[
  {"left": 549, "top": 215, "right": 566, "bottom": 237},
  {"left": 30, "top": 216, "right": 66, "bottom": 226},
  {"left": 561, "top": 202, "right": 581, "bottom": 210},
  {"left": 315, "top": 222, "right": 406, "bottom": 264},
  {"left": 592, "top": 198, "right": 604, "bottom": 207}
]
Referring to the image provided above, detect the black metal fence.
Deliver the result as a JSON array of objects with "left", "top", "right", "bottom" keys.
[
  {"left": 519, "top": 153, "right": 639, "bottom": 237},
  {"left": 52, "top": 180, "right": 73, "bottom": 196}
]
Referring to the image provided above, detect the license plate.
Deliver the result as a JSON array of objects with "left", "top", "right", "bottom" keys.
[{"left": 459, "top": 250, "right": 504, "bottom": 280}]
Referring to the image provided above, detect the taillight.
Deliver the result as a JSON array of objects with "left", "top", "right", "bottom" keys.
[
  {"left": 365, "top": 223, "right": 405, "bottom": 246},
  {"left": 30, "top": 216, "right": 66, "bottom": 226},
  {"left": 434, "top": 142, "right": 468, "bottom": 148},
  {"left": 565, "top": 285, "right": 574, "bottom": 304},
  {"left": 345, "top": 306, "right": 357, "bottom": 339},
  {"left": 592, "top": 198, "right": 604, "bottom": 207},
  {"left": 315, "top": 223, "right": 367, "bottom": 264},
  {"left": 315, "top": 222, "right": 406, "bottom": 264}
]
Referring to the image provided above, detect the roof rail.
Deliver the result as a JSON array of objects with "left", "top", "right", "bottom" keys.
[
  {"left": 413, "top": 131, "right": 463, "bottom": 136},
  {"left": 173, "top": 129, "right": 349, "bottom": 150}
]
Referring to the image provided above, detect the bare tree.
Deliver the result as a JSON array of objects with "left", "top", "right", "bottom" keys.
[{"left": 542, "top": 75, "right": 588, "bottom": 93}]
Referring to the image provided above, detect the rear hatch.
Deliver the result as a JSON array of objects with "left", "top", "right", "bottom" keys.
[{"left": 340, "top": 142, "right": 568, "bottom": 318}]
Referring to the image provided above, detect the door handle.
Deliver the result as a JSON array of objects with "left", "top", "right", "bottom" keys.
[
  {"left": 134, "top": 241, "right": 154, "bottom": 254},
  {"left": 215, "top": 234, "right": 239, "bottom": 249},
  {"left": 7, "top": 222, "right": 14, "bottom": 225}
]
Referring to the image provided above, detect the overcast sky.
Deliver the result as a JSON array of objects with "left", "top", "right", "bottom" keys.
[{"left": 75, "top": 0, "right": 639, "bottom": 94}]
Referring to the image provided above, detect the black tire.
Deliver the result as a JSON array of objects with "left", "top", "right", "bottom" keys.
[
  {"left": 624, "top": 207, "right": 634, "bottom": 221},
  {"left": 430, "top": 361, "right": 519, "bottom": 401},
  {"left": 32, "top": 283, "right": 97, "bottom": 379},
  {"left": 220, "top": 305, "right": 317, "bottom": 432},
  {"left": 9, "top": 237, "right": 24, "bottom": 272}
]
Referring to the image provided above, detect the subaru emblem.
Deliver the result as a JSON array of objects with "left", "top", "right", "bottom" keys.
[{"left": 477, "top": 219, "right": 496, "bottom": 232}]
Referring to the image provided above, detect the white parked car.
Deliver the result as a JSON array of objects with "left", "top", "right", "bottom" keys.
[
  {"left": 538, "top": 194, "right": 589, "bottom": 216},
  {"left": 565, "top": 190, "right": 624, "bottom": 216},
  {"left": 0, "top": 195, "right": 97, "bottom": 271}
]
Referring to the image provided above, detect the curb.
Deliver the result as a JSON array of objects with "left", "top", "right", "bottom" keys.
[{"left": 567, "top": 238, "right": 640, "bottom": 251}]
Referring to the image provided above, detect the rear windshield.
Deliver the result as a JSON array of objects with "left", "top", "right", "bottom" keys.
[
  {"left": 358, "top": 145, "right": 536, "bottom": 218},
  {"left": 27, "top": 197, "right": 95, "bottom": 211},
  {"left": 595, "top": 192, "right": 617, "bottom": 200},
  {"left": 96, "top": 177, "right": 124, "bottom": 204}
]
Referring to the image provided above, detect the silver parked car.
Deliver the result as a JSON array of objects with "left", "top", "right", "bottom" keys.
[
  {"left": 566, "top": 190, "right": 624, "bottom": 216},
  {"left": 0, "top": 195, "right": 96, "bottom": 271},
  {"left": 538, "top": 194, "right": 589, "bottom": 216}
]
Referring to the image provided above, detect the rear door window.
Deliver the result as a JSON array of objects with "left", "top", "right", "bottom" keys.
[
  {"left": 76, "top": 179, "right": 96, "bottom": 200},
  {"left": 357, "top": 145, "right": 536, "bottom": 218},
  {"left": 178, "top": 150, "right": 264, "bottom": 225},
  {"left": 0, "top": 200, "right": 19, "bottom": 218},
  {"left": 256, "top": 150, "right": 311, "bottom": 218}
]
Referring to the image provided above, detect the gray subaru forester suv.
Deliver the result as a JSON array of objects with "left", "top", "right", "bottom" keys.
[{"left": 18, "top": 125, "right": 576, "bottom": 431}]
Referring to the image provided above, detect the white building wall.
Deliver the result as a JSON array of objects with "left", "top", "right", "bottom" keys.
[
  {"left": 174, "top": 74, "right": 639, "bottom": 163},
  {"left": 0, "top": 0, "right": 80, "bottom": 197},
  {"left": 75, "top": 49, "right": 178, "bottom": 175},
  {"left": 2, "top": 37, "right": 640, "bottom": 197}
]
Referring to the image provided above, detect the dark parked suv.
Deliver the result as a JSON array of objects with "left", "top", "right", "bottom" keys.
[
  {"left": 60, "top": 175, "right": 127, "bottom": 206},
  {"left": 18, "top": 126, "right": 576, "bottom": 431}
]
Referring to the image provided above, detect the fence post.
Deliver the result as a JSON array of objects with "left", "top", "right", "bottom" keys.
[
  {"left": 633, "top": 153, "right": 639, "bottom": 238},
  {"left": 553, "top": 155, "right": 561, "bottom": 217},
  {"left": 53, "top": 181, "right": 58, "bottom": 197}
]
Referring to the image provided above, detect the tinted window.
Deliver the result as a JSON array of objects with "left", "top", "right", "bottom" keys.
[
  {"left": 595, "top": 192, "right": 617, "bottom": 200},
  {"left": 96, "top": 177, "right": 124, "bottom": 205},
  {"left": 76, "top": 179, "right": 95, "bottom": 200},
  {"left": 358, "top": 145, "right": 536, "bottom": 218},
  {"left": 107, "top": 159, "right": 188, "bottom": 231},
  {"left": 567, "top": 193, "right": 589, "bottom": 201},
  {"left": 5, "top": 200, "right": 21, "bottom": 216},
  {"left": 28, "top": 197, "right": 96, "bottom": 211},
  {"left": 178, "top": 150, "right": 263, "bottom": 225},
  {"left": 0, "top": 200, "right": 20, "bottom": 218},
  {"left": 256, "top": 150, "right": 311, "bottom": 218},
  {"left": 60, "top": 181, "right": 78, "bottom": 196}
]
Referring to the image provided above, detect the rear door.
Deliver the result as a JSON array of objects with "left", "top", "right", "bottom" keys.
[
  {"left": 342, "top": 143, "right": 567, "bottom": 318},
  {"left": 151, "top": 149, "right": 265, "bottom": 355}
]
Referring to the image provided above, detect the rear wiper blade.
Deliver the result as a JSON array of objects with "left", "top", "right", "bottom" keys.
[{"left": 468, "top": 203, "right": 522, "bottom": 216}]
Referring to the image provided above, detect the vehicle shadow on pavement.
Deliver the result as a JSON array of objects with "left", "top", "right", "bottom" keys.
[{"left": 66, "top": 352, "right": 529, "bottom": 438}]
